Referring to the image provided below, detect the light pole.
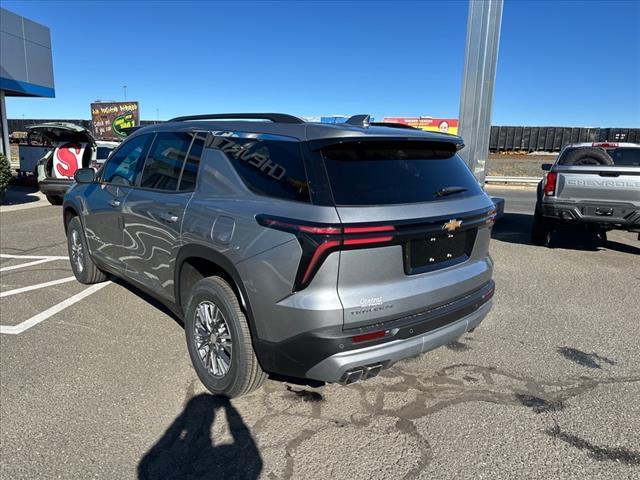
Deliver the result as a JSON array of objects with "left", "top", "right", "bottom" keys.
[
  {"left": 458, "top": 0, "right": 503, "bottom": 184},
  {"left": 123, "top": 85, "right": 127, "bottom": 101},
  {"left": 156, "top": 108, "right": 159, "bottom": 123}
]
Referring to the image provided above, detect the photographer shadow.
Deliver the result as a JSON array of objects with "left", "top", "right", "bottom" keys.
[{"left": 138, "top": 394, "right": 262, "bottom": 480}]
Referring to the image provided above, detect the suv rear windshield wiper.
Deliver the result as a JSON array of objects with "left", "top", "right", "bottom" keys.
[{"left": 434, "top": 186, "right": 468, "bottom": 198}]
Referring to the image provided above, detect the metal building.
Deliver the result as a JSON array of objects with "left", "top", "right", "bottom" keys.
[{"left": 0, "top": 8, "right": 55, "bottom": 162}]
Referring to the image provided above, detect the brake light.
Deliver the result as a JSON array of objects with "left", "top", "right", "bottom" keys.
[
  {"left": 256, "top": 215, "right": 396, "bottom": 290},
  {"left": 592, "top": 142, "right": 618, "bottom": 149},
  {"left": 300, "top": 240, "right": 341, "bottom": 285},
  {"left": 544, "top": 172, "right": 557, "bottom": 196},
  {"left": 352, "top": 330, "right": 387, "bottom": 344},
  {"left": 343, "top": 225, "right": 395, "bottom": 234}
]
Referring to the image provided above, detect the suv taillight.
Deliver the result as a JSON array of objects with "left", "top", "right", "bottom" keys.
[
  {"left": 256, "top": 215, "right": 395, "bottom": 291},
  {"left": 544, "top": 172, "right": 557, "bottom": 196}
]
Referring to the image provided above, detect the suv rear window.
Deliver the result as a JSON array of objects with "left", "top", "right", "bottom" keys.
[
  {"left": 321, "top": 141, "right": 482, "bottom": 205},
  {"left": 209, "top": 136, "right": 310, "bottom": 203}
]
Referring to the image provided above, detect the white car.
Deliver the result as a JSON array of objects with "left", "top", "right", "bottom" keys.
[{"left": 31, "top": 122, "right": 119, "bottom": 205}]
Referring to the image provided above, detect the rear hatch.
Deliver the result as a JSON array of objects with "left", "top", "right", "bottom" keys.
[
  {"left": 318, "top": 140, "right": 495, "bottom": 330},
  {"left": 28, "top": 123, "right": 97, "bottom": 179}
]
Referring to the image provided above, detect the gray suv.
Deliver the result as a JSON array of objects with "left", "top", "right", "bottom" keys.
[{"left": 62, "top": 113, "right": 496, "bottom": 398}]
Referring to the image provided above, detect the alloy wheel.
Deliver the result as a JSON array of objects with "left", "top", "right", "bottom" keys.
[
  {"left": 194, "top": 301, "right": 233, "bottom": 378},
  {"left": 70, "top": 230, "right": 84, "bottom": 273}
]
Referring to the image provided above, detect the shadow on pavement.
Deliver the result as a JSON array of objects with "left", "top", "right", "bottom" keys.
[
  {"left": 110, "top": 277, "right": 184, "bottom": 328},
  {"left": 138, "top": 394, "right": 262, "bottom": 480},
  {"left": 492, "top": 213, "right": 640, "bottom": 255},
  {"left": 1, "top": 186, "right": 42, "bottom": 206}
]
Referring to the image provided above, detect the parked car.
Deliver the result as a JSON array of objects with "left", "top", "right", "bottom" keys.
[
  {"left": 9, "top": 131, "right": 28, "bottom": 144},
  {"left": 62, "top": 113, "right": 496, "bottom": 398},
  {"left": 29, "top": 122, "right": 118, "bottom": 205},
  {"left": 532, "top": 142, "right": 640, "bottom": 246}
]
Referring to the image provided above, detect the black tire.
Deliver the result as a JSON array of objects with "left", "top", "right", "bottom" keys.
[
  {"left": 46, "top": 194, "right": 63, "bottom": 205},
  {"left": 531, "top": 209, "right": 552, "bottom": 246},
  {"left": 66, "top": 216, "right": 108, "bottom": 284},
  {"left": 561, "top": 147, "right": 614, "bottom": 166},
  {"left": 185, "top": 276, "right": 266, "bottom": 398}
]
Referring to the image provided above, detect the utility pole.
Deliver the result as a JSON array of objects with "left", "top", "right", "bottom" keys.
[{"left": 458, "top": 0, "right": 503, "bottom": 184}]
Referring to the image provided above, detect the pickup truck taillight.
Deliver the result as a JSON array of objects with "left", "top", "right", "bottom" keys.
[{"left": 544, "top": 172, "right": 557, "bottom": 196}]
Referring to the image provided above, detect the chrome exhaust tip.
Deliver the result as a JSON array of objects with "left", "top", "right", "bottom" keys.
[
  {"left": 364, "top": 364, "right": 383, "bottom": 379},
  {"left": 342, "top": 369, "right": 364, "bottom": 384}
]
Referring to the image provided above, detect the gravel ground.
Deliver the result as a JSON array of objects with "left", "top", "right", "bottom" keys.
[{"left": 487, "top": 154, "right": 555, "bottom": 178}]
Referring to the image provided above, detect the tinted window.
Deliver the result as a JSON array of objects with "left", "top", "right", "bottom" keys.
[
  {"left": 208, "top": 136, "right": 310, "bottom": 202},
  {"left": 559, "top": 147, "right": 640, "bottom": 167},
  {"left": 102, "top": 134, "right": 152, "bottom": 186},
  {"left": 609, "top": 148, "right": 640, "bottom": 167},
  {"left": 321, "top": 142, "right": 482, "bottom": 206},
  {"left": 178, "top": 133, "right": 206, "bottom": 191},
  {"left": 96, "top": 147, "right": 113, "bottom": 160},
  {"left": 140, "top": 132, "right": 192, "bottom": 191}
]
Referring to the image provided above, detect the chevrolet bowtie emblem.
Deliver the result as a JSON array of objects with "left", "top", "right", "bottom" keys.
[{"left": 442, "top": 219, "right": 462, "bottom": 232}]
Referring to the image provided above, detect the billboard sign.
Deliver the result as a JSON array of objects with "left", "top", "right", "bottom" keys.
[
  {"left": 91, "top": 102, "right": 140, "bottom": 140},
  {"left": 383, "top": 117, "right": 458, "bottom": 135}
]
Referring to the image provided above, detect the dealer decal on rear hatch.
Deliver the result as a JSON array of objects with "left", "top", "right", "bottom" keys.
[{"left": 53, "top": 142, "right": 86, "bottom": 179}]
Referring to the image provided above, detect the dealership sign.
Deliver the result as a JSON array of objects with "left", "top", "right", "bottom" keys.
[
  {"left": 91, "top": 102, "right": 140, "bottom": 140},
  {"left": 383, "top": 117, "right": 458, "bottom": 135}
]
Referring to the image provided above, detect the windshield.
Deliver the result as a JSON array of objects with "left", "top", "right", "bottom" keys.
[{"left": 321, "top": 141, "right": 482, "bottom": 206}]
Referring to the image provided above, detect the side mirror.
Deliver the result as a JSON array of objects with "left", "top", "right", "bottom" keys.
[
  {"left": 541, "top": 163, "right": 552, "bottom": 171},
  {"left": 74, "top": 168, "right": 96, "bottom": 184}
]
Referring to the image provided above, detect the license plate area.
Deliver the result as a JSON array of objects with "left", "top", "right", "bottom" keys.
[{"left": 403, "top": 229, "right": 477, "bottom": 275}]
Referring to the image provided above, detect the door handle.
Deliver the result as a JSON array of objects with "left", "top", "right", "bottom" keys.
[
  {"left": 159, "top": 212, "right": 179, "bottom": 223},
  {"left": 109, "top": 199, "right": 121, "bottom": 208}
]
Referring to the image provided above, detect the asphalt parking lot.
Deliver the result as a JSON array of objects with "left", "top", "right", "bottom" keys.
[{"left": 1, "top": 186, "right": 639, "bottom": 479}]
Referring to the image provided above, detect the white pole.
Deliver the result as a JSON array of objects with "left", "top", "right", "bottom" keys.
[{"left": 458, "top": 0, "right": 504, "bottom": 184}]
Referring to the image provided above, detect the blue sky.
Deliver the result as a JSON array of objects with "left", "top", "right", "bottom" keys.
[{"left": 4, "top": 0, "right": 639, "bottom": 126}]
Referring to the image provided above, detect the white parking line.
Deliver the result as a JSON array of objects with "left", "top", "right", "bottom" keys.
[
  {"left": 0, "top": 282, "right": 110, "bottom": 335},
  {"left": 0, "top": 258, "right": 62, "bottom": 272},
  {"left": 0, "top": 276, "right": 77, "bottom": 298},
  {"left": 0, "top": 254, "right": 69, "bottom": 260}
]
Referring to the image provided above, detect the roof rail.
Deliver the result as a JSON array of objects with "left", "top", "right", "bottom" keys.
[
  {"left": 370, "top": 122, "right": 418, "bottom": 130},
  {"left": 167, "top": 113, "right": 305, "bottom": 124},
  {"left": 345, "top": 114, "right": 371, "bottom": 127}
]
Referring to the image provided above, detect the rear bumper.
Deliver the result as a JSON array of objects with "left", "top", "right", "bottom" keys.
[
  {"left": 254, "top": 280, "right": 495, "bottom": 383},
  {"left": 542, "top": 199, "right": 640, "bottom": 230},
  {"left": 38, "top": 178, "right": 72, "bottom": 196},
  {"left": 306, "top": 299, "right": 492, "bottom": 384}
]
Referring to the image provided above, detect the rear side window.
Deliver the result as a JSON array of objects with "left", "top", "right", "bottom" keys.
[
  {"left": 609, "top": 148, "right": 640, "bottom": 166},
  {"left": 96, "top": 147, "right": 113, "bottom": 160},
  {"left": 321, "top": 141, "right": 482, "bottom": 205},
  {"left": 101, "top": 134, "right": 153, "bottom": 186},
  {"left": 140, "top": 132, "right": 192, "bottom": 191},
  {"left": 178, "top": 133, "right": 206, "bottom": 191},
  {"left": 208, "top": 136, "right": 310, "bottom": 203}
]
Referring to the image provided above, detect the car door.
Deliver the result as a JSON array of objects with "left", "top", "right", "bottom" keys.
[
  {"left": 121, "top": 131, "right": 205, "bottom": 301},
  {"left": 83, "top": 133, "right": 154, "bottom": 271}
]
